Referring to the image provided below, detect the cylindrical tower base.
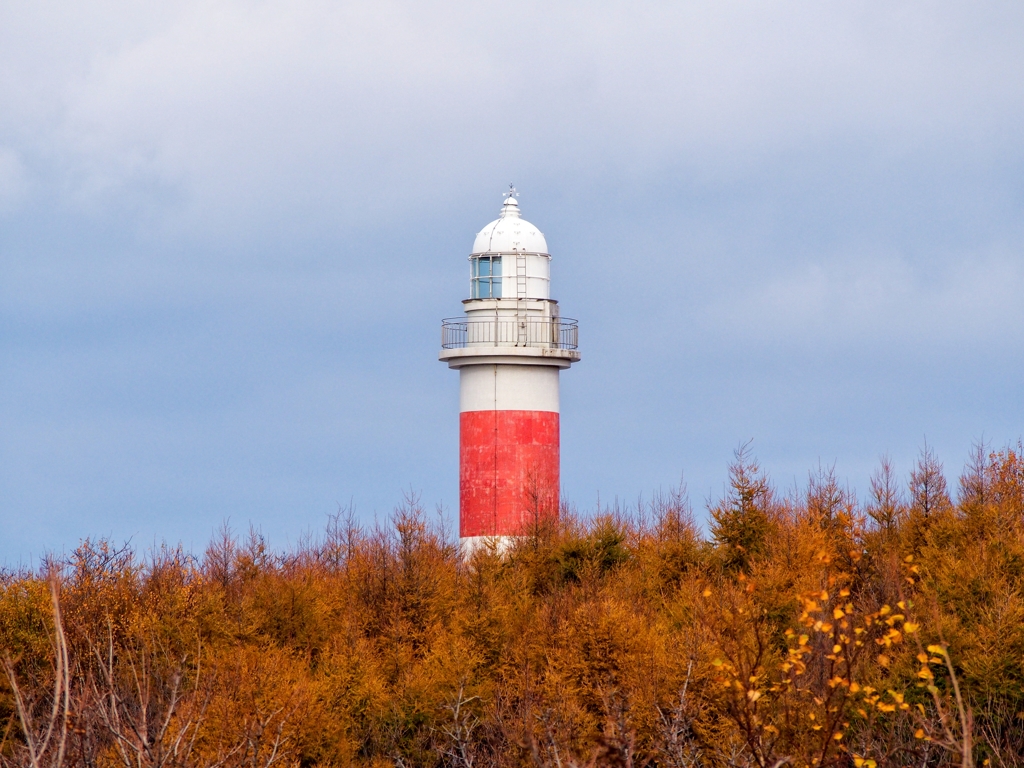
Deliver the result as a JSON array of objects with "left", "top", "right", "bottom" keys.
[
  {"left": 460, "top": 409, "right": 560, "bottom": 540},
  {"left": 458, "top": 363, "right": 561, "bottom": 549}
]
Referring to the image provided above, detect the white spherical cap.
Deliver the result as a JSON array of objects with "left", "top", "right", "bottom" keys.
[{"left": 472, "top": 195, "right": 548, "bottom": 254}]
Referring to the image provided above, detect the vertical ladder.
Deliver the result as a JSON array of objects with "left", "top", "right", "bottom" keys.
[{"left": 516, "top": 252, "right": 528, "bottom": 346}]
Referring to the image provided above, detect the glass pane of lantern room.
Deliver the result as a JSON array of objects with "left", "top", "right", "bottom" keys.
[{"left": 490, "top": 277, "right": 501, "bottom": 298}]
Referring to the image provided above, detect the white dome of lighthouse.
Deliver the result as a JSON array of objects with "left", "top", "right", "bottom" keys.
[{"left": 472, "top": 196, "right": 548, "bottom": 254}]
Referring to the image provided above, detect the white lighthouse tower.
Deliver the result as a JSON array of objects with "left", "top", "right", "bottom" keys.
[{"left": 440, "top": 189, "right": 580, "bottom": 554}]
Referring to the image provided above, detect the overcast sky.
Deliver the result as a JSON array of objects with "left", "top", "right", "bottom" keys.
[{"left": 2, "top": 1, "right": 1023, "bottom": 564}]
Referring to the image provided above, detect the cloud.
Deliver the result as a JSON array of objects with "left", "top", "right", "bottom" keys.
[
  {"left": 4, "top": 1, "right": 1023, "bottom": 229},
  {"left": 0, "top": 147, "right": 28, "bottom": 209}
]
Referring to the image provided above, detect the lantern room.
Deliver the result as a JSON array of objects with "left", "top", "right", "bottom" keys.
[{"left": 468, "top": 195, "right": 551, "bottom": 301}]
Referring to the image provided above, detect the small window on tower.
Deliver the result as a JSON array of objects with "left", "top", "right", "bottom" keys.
[{"left": 471, "top": 256, "right": 502, "bottom": 299}]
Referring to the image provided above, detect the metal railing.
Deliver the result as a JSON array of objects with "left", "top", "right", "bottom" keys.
[{"left": 441, "top": 316, "right": 578, "bottom": 350}]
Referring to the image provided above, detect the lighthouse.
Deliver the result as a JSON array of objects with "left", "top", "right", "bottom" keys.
[{"left": 440, "top": 189, "right": 580, "bottom": 554}]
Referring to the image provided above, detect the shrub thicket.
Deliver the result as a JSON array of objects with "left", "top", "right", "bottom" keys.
[{"left": 3, "top": 443, "right": 1024, "bottom": 768}]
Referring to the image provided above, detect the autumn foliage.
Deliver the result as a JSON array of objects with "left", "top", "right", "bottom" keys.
[{"left": 3, "top": 442, "right": 1024, "bottom": 768}]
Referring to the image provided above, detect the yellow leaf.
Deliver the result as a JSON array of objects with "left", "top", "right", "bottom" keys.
[
  {"left": 915, "top": 729, "right": 925, "bottom": 739},
  {"left": 904, "top": 622, "right": 919, "bottom": 633}
]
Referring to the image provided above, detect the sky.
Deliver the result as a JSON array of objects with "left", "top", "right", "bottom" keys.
[{"left": 2, "top": 1, "right": 1023, "bottom": 565}]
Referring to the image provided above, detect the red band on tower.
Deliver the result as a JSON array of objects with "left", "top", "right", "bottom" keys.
[{"left": 460, "top": 410, "right": 560, "bottom": 539}]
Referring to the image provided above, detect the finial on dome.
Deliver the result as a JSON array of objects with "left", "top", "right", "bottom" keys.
[{"left": 499, "top": 184, "right": 521, "bottom": 218}]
